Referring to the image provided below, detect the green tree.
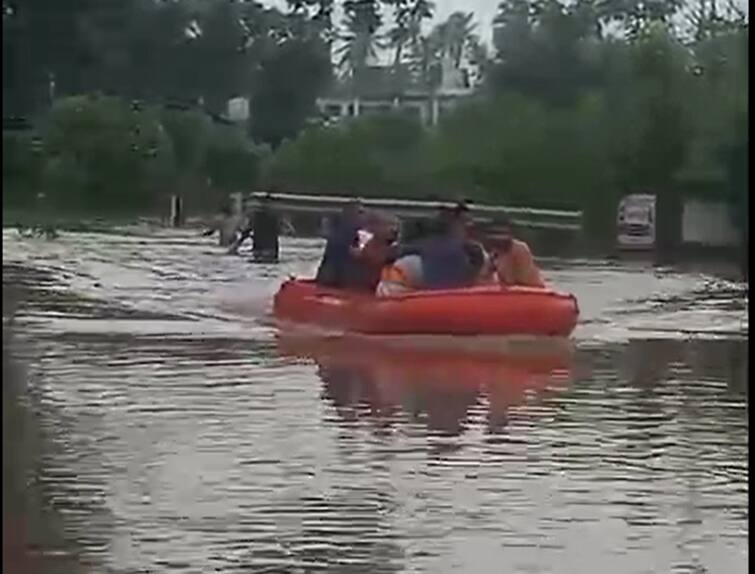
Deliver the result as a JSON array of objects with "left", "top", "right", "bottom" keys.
[
  {"left": 381, "top": 0, "right": 435, "bottom": 93},
  {"left": 337, "top": 0, "right": 384, "bottom": 93},
  {"left": 263, "top": 113, "right": 425, "bottom": 194},
  {"left": 3, "top": 131, "right": 44, "bottom": 208},
  {"left": 490, "top": 0, "right": 602, "bottom": 104},
  {"left": 159, "top": 107, "right": 212, "bottom": 199},
  {"left": 39, "top": 95, "right": 175, "bottom": 211},
  {"left": 436, "top": 11, "right": 477, "bottom": 69},
  {"left": 3, "top": 0, "right": 95, "bottom": 114},
  {"left": 622, "top": 24, "right": 691, "bottom": 253},
  {"left": 187, "top": 0, "right": 250, "bottom": 115},
  {"left": 203, "top": 124, "right": 263, "bottom": 205},
  {"left": 249, "top": 37, "right": 332, "bottom": 148},
  {"left": 595, "top": 0, "right": 685, "bottom": 38},
  {"left": 383, "top": 0, "right": 434, "bottom": 70}
]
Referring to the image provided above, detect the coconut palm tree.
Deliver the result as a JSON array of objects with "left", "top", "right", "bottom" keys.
[
  {"left": 465, "top": 35, "right": 490, "bottom": 86},
  {"left": 408, "top": 28, "right": 443, "bottom": 91},
  {"left": 383, "top": 0, "right": 434, "bottom": 93},
  {"left": 337, "top": 0, "right": 383, "bottom": 80},
  {"left": 384, "top": 0, "right": 434, "bottom": 68},
  {"left": 440, "top": 11, "right": 477, "bottom": 69}
]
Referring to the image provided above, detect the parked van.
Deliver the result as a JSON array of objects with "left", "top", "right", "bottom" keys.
[{"left": 617, "top": 194, "right": 656, "bottom": 250}]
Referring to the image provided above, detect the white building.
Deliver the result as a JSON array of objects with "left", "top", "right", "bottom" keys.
[{"left": 316, "top": 57, "right": 475, "bottom": 126}]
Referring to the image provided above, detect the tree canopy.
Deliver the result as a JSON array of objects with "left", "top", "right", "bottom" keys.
[{"left": 3, "top": 0, "right": 748, "bottom": 242}]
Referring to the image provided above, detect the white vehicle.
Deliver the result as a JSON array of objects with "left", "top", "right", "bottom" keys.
[{"left": 617, "top": 194, "right": 656, "bottom": 250}]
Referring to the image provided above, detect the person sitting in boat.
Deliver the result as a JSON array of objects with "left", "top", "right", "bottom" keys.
[
  {"left": 422, "top": 205, "right": 479, "bottom": 289},
  {"left": 376, "top": 254, "right": 423, "bottom": 296},
  {"left": 400, "top": 218, "right": 428, "bottom": 244},
  {"left": 315, "top": 200, "right": 367, "bottom": 289},
  {"left": 359, "top": 212, "right": 401, "bottom": 292},
  {"left": 464, "top": 240, "right": 497, "bottom": 285},
  {"left": 488, "top": 218, "right": 545, "bottom": 288},
  {"left": 377, "top": 205, "right": 474, "bottom": 293},
  {"left": 374, "top": 216, "right": 431, "bottom": 296}
]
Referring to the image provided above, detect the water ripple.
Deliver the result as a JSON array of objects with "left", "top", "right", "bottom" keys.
[{"left": 2, "top": 226, "right": 748, "bottom": 574}]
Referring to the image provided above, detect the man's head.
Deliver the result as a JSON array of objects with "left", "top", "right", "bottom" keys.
[
  {"left": 447, "top": 201, "right": 473, "bottom": 239},
  {"left": 452, "top": 199, "right": 470, "bottom": 217},
  {"left": 402, "top": 218, "right": 429, "bottom": 243},
  {"left": 489, "top": 216, "right": 514, "bottom": 253},
  {"left": 342, "top": 199, "right": 365, "bottom": 225},
  {"left": 365, "top": 210, "right": 397, "bottom": 239}
]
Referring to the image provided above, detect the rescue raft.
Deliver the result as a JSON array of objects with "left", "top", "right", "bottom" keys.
[{"left": 273, "top": 279, "right": 579, "bottom": 336}]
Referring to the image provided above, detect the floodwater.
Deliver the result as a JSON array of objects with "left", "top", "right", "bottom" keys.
[{"left": 2, "top": 227, "right": 748, "bottom": 574}]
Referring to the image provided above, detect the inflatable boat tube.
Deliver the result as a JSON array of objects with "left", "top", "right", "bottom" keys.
[{"left": 273, "top": 279, "right": 579, "bottom": 336}]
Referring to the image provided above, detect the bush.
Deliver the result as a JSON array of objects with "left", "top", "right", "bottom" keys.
[
  {"left": 3, "top": 95, "right": 263, "bottom": 215},
  {"left": 262, "top": 113, "right": 425, "bottom": 195},
  {"left": 3, "top": 132, "right": 44, "bottom": 208},
  {"left": 39, "top": 95, "right": 175, "bottom": 211}
]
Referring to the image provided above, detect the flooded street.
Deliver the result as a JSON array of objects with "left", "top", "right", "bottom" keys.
[{"left": 2, "top": 227, "right": 748, "bottom": 574}]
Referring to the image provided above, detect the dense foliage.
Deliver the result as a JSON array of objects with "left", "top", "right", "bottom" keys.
[
  {"left": 264, "top": 1, "right": 748, "bottom": 239},
  {"left": 2, "top": 0, "right": 748, "bottom": 241},
  {"left": 3, "top": 96, "right": 263, "bottom": 212}
]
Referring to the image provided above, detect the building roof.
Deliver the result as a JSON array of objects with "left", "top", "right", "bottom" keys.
[{"left": 324, "top": 64, "right": 473, "bottom": 102}]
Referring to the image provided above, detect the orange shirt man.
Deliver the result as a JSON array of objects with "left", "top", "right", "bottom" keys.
[{"left": 488, "top": 222, "right": 545, "bottom": 288}]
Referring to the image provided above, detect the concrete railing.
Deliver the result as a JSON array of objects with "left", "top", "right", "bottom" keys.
[{"left": 241, "top": 191, "right": 583, "bottom": 232}]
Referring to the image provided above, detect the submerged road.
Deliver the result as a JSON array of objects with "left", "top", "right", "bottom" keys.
[{"left": 2, "top": 227, "right": 748, "bottom": 574}]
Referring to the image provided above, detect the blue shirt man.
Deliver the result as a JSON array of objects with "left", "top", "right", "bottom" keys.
[
  {"left": 315, "top": 201, "right": 366, "bottom": 289},
  {"left": 400, "top": 204, "right": 474, "bottom": 290}
]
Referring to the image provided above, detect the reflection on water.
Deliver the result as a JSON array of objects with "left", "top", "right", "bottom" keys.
[
  {"left": 2, "top": 227, "right": 748, "bottom": 574},
  {"left": 278, "top": 333, "right": 574, "bottom": 438}
]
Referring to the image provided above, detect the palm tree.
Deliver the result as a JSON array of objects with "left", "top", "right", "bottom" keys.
[
  {"left": 465, "top": 36, "right": 489, "bottom": 86},
  {"left": 409, "top": 12, "right": 476, "bottom": 91},
  {"left": 337, "top": 0, "right": 382, "bottom": 79},
  {"left": 440, "top": 11, "right": 476, "bottom": 69},
  {"left": 384, "top": 0, "right": 434, "bottom": 67},
  {"left": 384, "top": 0, "right": 434, "bottom": 93},
  {"left": 408, "top": 28, "right": 443, "bottom": 91}
]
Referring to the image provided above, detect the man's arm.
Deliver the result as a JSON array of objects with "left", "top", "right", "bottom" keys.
[
  {"left": 227, "top": 222, "right": 253, "bottom": 255},
  {"left": 518, "top": 244, "right": 545, "bottom": 288}
]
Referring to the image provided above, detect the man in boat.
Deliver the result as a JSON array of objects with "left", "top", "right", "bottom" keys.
[
  {"left": 487, "top": 218, "right": 545, "bottom": 288},
  {"left": 391, "top": 206, "right": 471, "bottom": 291},
  {"left": 464, "top": 240, "right": 497, "bottom": 285},
  {"left": 315, "top": 200, "right": 367, "bottom": 288},
  {"left": 376, "top": 254, "right": 424, "bottom": 295},
  {"left": 424, "top": 204, "right": 488, "bottom": 288},
  {"left": 377, "top": 204, "right": 486, "bottom": 295},
  {"left": 359, "top": 212, "right": 401, "bottom": 292}
]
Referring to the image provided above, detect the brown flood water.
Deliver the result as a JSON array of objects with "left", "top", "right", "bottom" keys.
[{"left": 2, "top": 227, "right": 748, "bottom": 574}]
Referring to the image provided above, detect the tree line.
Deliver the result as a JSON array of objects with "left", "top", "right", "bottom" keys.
[{"left": 2, "top": 0, "right": 748, "bottom": 244}]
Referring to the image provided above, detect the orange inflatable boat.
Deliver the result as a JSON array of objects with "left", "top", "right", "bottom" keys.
[{"left": 273, "top": 278, "right": 579, "bottom": 336}]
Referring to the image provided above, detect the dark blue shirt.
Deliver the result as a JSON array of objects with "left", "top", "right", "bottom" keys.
[
  {"left": 315, "top": 220, "right": 362, "bottom": 288},
  {"left": 399, "top": 235, "right": 472, "bottom": 290}
]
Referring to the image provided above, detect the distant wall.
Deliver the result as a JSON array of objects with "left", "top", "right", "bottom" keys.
[{"left": 682, "top": 199, "right": 740, "bottom": 247}]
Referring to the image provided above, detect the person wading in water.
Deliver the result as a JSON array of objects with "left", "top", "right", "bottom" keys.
[
  {"left": 226, "top": 194, "right": 282, "bottom": 261},
  {"left": 203, "top": 204, "right": 244, "bottom": 247}
]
